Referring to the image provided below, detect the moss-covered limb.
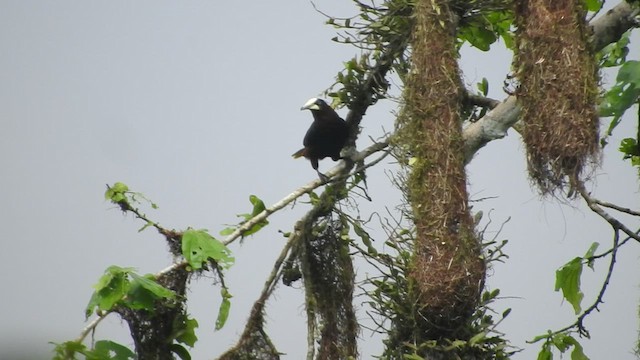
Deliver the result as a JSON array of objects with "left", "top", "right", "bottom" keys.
[
  {"left": 117, "top": 267, "right": 190, "bottom": 360},
  {"left": 396, "top": 0, "right": 486, "bottom": 346}
]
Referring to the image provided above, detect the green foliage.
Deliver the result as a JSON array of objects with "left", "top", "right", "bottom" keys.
[
  {"left": 619, "top": 138, "right": 640, "bottom": 168},
  {"left": 583, "top": 242, "right": 599, "bottom": 270},
  {"left": 360, "top": 216, "right": 514, "bottom": 359},
  {"left": 583, "top": 0, "right": 603, "bottom": 12},
  {"left": 216, "top": 287, "right": 233, "bottom": 330},
  {"left": 127, "top": 273, "right": 177, "bottom": 310},
  {"left": 555, "top": 258, "right": 584, "bottom": 314},
  {"left": 85, "top": 266, "right": 176, "bottom": 318},
  {"left": 52, "top": 341, "right": 87, "bottom": 360},
  {"left": 554, "top": 242, "right": 601, "bottom": 315},
  {"left": 169, "top": 314, "right": 199, "bottom": 359},
  {"left": 52, "top": 340, "right": 135, "bottom": 360},
  {"left": 182, "top": 229, "right": 234, "bottom": 270},
  {"left": 597, "top": 31, "right": 630, "bottom": 68},
  {"left": 598, "top": 32, "right": 639, "bottom": 171},
  {"left": 328, "top": 54, "right": 389, "bottom": 109},
  {"left": 170, "top": 344, "right": 191, "bottom": 360},
  {"left": 104, "top": 182, "right": 158, "bottom": 210},
  {"left": 104, "top": 182, "right": 159, "bottom": 232},
  {"left": 174, "top": 315, "right": 199, "bottom": 347},
  {"left": 180, "top": 230, "right": 234, "bottom": 330},
  {"left": 600, "top": 60, "right": 640, "bottom": 143},
  {"left": 220, "top": 194, "right": 269, "bottom": 237},
  {"left": 533, "top": 333, "right": 589, "bottom": 360},
  {"left": 458, "top": 10, "right": 514, "bottom": 51},
  {"left": 324, "top": 0, "right": 414, "bottom": 108},
  {"left": 104, "top": 182, "right": 129, "bottom": 203},
  {"left": 477, "top": 77, "right": 489, "bottom": 96}
]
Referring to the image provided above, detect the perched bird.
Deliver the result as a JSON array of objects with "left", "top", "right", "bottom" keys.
[{"left": 292, "top": 98, "right": 349, "bottom": 180}]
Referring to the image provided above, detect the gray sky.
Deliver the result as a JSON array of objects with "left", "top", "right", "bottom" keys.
[{"left": 1, "top": 1, "right": 638, "bottom": 359}]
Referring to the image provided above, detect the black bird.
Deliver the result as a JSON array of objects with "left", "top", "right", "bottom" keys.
[{"left": 292, "top": 98, "right": 349, "bottom": 179}]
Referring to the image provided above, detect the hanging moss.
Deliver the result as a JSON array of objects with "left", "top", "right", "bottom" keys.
[
  {"left": 299, "top": 215, "right": 358, "bottom": 360},
  {"left": 217, "top": 309, "right": 280, "bottom": 360},
  {"left": 514, "top": 0, "right": 600, "bottom": 196}
]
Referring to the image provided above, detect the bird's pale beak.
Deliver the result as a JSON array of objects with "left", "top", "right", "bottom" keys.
[
  {"left": 301, "top": 104, "right": 320, "bottom": 111},
  {"left": 301, "top": 98, "right": 321, "bottom": 111}
]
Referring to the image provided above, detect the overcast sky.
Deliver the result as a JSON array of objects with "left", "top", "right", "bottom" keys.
[{"left": 1, "top": 1, "right": 639, "bottom": 359}]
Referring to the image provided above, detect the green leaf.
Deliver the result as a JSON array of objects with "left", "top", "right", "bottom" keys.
[
  {"left": 131, "top": 273, "right": 176, "bottom": 299},
  {"left": 215, "top": 287, "right": 232, "bottom": 330},
  {"left": 620, "top": 138, "right": 640, "bottom": 158},
  {"left": 308, "top": 191, "right": 320, "bottom": 205},
  {"left": 249, "top": 194, "right": 266, "bottom": 216},
  {"left": 550, "top": 334, "right": 590, "bottom": 360},
  {"left": 105, "top": 182, "right": 129, "bottom": 203},
  {"left": 617, "top": 60, "right": 640, "bottom": 86},
  {"left": 182, "top": 229, "right": 234, "bottom": 270},
  {"left": 93, "top": 340, "right": 136, "bottom": 360},
  {"left": 86, "top": 266, "right": 133, "bottom": 316},
  {"left": 219, "top": 227, "right": 235, "bottom": 236},
  {"left": 236, "top": 195, "right": 269, "bottom": 236},
  {"left": 353, "top": 221, "right": 377, "bottom": 255},
  {"left": 85, "top": 291, "right": 100, "bottom": 318},
  {"left": 138, "top": 221, "right": 154, "bottom": 233},
  {"left": 570, "top": 341, "right": 589, "bottom": 360},
  {"left": 176, "top": 316, "right": 199, "bottom": 347},
  {"left": 597, "top": 31, "right": 630, "bottom": 67},
  {"left": 125, "top": 273, "right": 176, "bottom": 310},
  {"left": 52, "top": 341, "right": 87, "bottom": 360},
  {"left": 404, "top": 355, "right": 424, "bottom": 360},
  {"left": 537, "top": 343, "right": 553, "bottom": 360},
  {"left": 469, "top": 331, "right": 486, "bottom": 345},
  {"left": 551, "top": 333, "right": 571, "bottom": 352},
  {"left": 583, "top": 242, "right": 599, "bottom": 259},
  {"left": 555, "top": 258, "right": 584, "bottom": 314},
  {"left": 583, "top": 242, "right": 600, "bottom": 270},
  {"left": 170, "top": 344, "right": 192, "bottom": 360},
  {"left": 600, "top": 60, "right": 640, "bottom": 141},
  {"left": 477, "top": 78, "right": 489, "bottom": 96},
  {"left": 584, "top": 0, "right": 602, "bottom": 12},
  {"left": 459, "top": 25, "right": 496, "bottom": 51}
]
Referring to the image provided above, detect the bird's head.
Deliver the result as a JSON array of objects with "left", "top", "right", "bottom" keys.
[{"left": 300, "top": 98, "right": 327, "bottom": 111}]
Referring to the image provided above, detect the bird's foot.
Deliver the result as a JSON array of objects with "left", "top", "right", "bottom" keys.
[{"left": 317, "top": 171, "right": 330, "bottom": 183}]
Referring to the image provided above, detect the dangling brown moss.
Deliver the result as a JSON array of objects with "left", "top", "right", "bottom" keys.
[
  {"left": 298, "top": 214, "right": 358, "bottom": 360},
  {"left": 396, "top": 0, "right": 485, "bottom": 341},
  {"left": 514, "top": 0, "right": 600, "bottom": 196}
]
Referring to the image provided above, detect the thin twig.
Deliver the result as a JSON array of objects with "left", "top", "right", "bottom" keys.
[
  {"left": 577, "top": 185, "right": 640, "bottom": 244},
  {"left": 592, "top": 199, "right": 640, "bottom": 217},
  {"left": 588, "top": 231, "right": 636, "bottom": 261},
  {"left": 74, "top": 311, "right": 110, "bottom": 343}
]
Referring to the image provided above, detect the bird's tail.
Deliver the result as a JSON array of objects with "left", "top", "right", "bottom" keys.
[{"left": 292, "top": 148, "right": 306, "bottom": 159}]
